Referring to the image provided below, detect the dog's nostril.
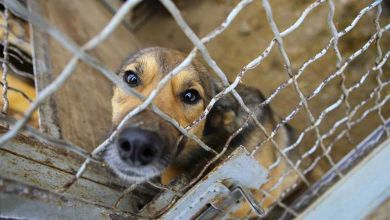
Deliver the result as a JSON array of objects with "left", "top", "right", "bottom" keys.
[
  {"left": 116, "top": 128, "right": 163, "bottom": 166},
  {"left": 119, "top": 140, "right": 132, "bottom": 152},
  {"left": 139, "top": 145, "right": 157, "bottom": 165}
]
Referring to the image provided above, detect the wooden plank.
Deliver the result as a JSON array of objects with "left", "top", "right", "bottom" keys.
[
  {"left": 28, "top": 0, "right": 61, "bottom": 138},
  {"left": 297, "top": 138, "right": 390, "bottom": 220},
  {"left": 0, "top": 131, "right": 121, "bottom": 187},
  {"left": 0, "top": 129, "right": 132, "bottom": 211},
  {"left": 32, "top": 0, "right": 140, "bottom": 151},
  {"left": 0, "top": 178, "right": 117, "bottom": 220}
]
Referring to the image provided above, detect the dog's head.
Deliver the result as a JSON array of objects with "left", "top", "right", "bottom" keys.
[{"left": 105, "top": 47, "right": 239, "bottom": 183}]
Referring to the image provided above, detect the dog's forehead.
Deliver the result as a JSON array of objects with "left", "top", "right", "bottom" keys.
[{"left": 122, "top": 48, "right": 207, "bottom": 81}]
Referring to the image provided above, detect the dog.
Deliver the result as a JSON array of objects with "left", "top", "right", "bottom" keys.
[{"left": 104, "top": 47, "right": 300, "bottom": 218}]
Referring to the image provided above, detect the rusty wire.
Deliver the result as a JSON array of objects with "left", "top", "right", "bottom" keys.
[
  {"left": 254, "top": 22, "right": 388, "bottom": 172},
  {"left": 0, "top": 81, "right": 32, "bottom": 102},
  {"left": 265, "top": 57, "right": 390, "bottom": 205},
  {"left": 0, "top": 0, "right": 325, "bottom": 197},
  {"left": 261, "top": 0, "right": 342, "bottom": 179},
  {"left": 161, "top": 0, "right": 316, "bottom": 190},
  {"left": 154, "top": 0, "right": 388, "bottom": 216},
  {"left": 0, "top": 0, "right": 388, "bottom": 218},
  {"left": 1, "top": 6, "right": 9, "bottom": 114},
  {"left": 326, "top": 0, "right": 354, "bottom": 144},
  {"left": 213, "top": 1, "right": 386, "bottom": 189},
  {"left": 282, "top": 51, "right": 389, "bottom": 162},
  {"left": 280, "top": 30, "right": 389, "bottom": 165},
  {"left": 209, "top": 0, "right": 386, "bottom": 215},
  {"left": 179, "top": 1, "right": 368, "bottom": 202},
  {"left": 1, "top": 0, "right": 219, "bottom": 189},
  {"left": 374, "top": 4, "right": 390, "bottom": 137},
  {"left": 0, "top": 113, "right": 94, "bottom": 160},
  {"left": 255, "top": 29, "right": 389, "bottom": 212},
  {"left": 268, "top": 72, "right": 389, "bottom": 220}
]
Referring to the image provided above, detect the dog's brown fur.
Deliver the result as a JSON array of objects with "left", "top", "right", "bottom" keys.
[{"left": 106, "top": 47, "right": 300, "bottom": 217}]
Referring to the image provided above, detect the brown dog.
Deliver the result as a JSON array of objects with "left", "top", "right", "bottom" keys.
[{"left": 104, "top": 47, "right": 299, "bottom": 217}]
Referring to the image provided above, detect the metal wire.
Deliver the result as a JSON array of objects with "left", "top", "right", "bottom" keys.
[
  {"left": 254, "top": 23, "right": 389, "bottom": 176},
  {"left": 1, "top": 6, "right": 9, "bottom": 114},
  {"left": 160, "top": 0, "right": 315, "bottom": 189},
  {"left": 0, "top": 114, "right": 93, "bottom": 160},
  {"left": 374, "top": 3, "right": 390, "bottom": 137},
  {"left": 261, "top": 0, "right": 342, "bottom": 178},
  {"left": 326, "top": 0, "right": 354, "bottom": 144},
  {"left": 257, "top": 45, "right": 389, "bottom": 213}
]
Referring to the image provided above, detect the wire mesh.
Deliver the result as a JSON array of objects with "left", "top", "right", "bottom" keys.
[{"left": 0, "top": 0, "right": 389, "bottom": 219}]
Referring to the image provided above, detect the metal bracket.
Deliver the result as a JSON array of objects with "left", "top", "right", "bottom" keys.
[
  {"left": 234, "top": 185, "right": 265, "bottom": 217},
  {"left": 161, "top": 146, "right": 268, "bottom": 220},
  {"left": 196, "top": 185, "right": 266, "bottom": 220}
]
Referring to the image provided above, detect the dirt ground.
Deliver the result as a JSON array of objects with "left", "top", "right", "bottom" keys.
[{"left": 131, "top": 0, "right": 390, "bottom": 215}]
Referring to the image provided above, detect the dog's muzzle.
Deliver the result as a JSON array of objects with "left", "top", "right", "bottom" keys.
[
  {"left": 104, "top": 111, "right": 179, "bottom": 183},
  {"left": 117, "top": 127, "right": 163, "bottom": 166}
]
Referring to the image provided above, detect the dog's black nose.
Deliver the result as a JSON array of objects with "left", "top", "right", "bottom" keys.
[{"left": 117, "top": 128, "right": 162, "bottom": 166}]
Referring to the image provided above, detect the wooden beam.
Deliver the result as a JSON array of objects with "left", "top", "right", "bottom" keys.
[
  {"left": 0, "top": 177, "right": 134, "bottom": 219},
  {"left": 28, "top": 0, "right": 61, "bottom": 138}
]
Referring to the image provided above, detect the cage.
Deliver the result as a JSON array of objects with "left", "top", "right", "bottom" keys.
[{"left": 0, "top": 0, "right": 389, "bottom": 219}]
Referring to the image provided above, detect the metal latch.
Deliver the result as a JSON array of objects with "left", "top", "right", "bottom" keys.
[
  {"left": 161, "top": 146, "right": 268, "bottom": 220},
  {"left": 196, "top": 185, "right": 265, "bottom": 219}
]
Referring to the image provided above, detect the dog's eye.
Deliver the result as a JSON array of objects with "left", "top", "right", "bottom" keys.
[
  {"left": 123, "top": 70, "right": 139, "bottom": 87},
  {"left": 182, "top": 89, "right": 201, "bottom": 104}
]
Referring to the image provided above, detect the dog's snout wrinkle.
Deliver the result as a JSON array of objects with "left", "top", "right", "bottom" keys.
[{"left": 117, "top": 127, "right": 163, "bottom": 166}]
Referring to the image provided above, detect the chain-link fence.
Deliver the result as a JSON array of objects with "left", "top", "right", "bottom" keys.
[{"left": 0, "top": 0, "right": 389, "bottom": 219}]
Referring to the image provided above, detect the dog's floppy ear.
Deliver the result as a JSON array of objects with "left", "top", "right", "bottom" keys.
[{"left": 203, "top": 79, "right": 240, "bottom": 136}]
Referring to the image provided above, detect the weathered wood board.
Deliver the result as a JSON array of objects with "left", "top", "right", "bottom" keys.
[
  {"left": 1, "top": 177, "right": 125, "bottom": 220},
  {"left": 0, "top": 128, "right": 132, "bottom": 212}
]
